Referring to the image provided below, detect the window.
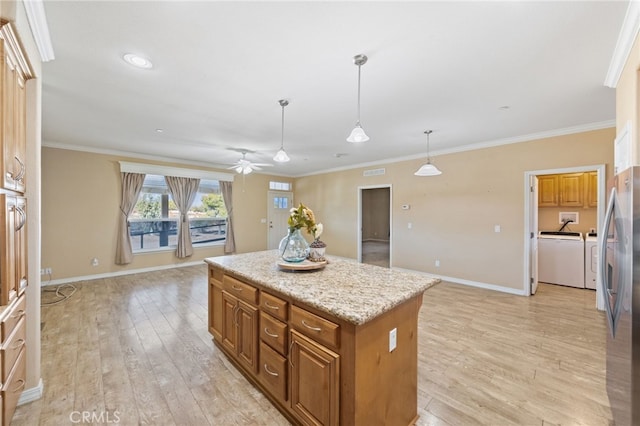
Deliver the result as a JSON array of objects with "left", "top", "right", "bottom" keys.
[
  {"left": 269, "top": 181, "right": 292, "bottom": 191},
  {"left": 129, "top": 175, "right": 228, "bottom": 251},
  {"left": 273, "top": 196, "right": 289, "bottom": 209}
]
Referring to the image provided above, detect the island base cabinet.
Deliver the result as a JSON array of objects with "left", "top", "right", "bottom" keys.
[{"left": 290, "top": 330, "right": 340, "bottom": 426}]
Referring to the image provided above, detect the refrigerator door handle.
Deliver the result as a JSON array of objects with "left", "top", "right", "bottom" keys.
[{"left": 599, "top": 186, "right": 617, "bottom": 337}]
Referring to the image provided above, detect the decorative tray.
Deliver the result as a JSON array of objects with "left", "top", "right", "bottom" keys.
[{"left": 276, "top": 259, "right": 327, "bottom": 271}]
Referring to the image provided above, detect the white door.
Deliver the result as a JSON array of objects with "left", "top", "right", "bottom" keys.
[
  {"left": 530, "top": 176, "right": 539, "bottom": 294},
  {"left": 268, "top": 191, "right": 293, "bottom": 249}
]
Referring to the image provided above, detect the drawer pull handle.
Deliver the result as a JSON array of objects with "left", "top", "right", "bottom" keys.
[
  {"left": 263, "top": 364, "right": 279, "bottom": 377},
  {"left": 11, "top": 309, "right": 25, "bottom": 319},
  {"left": 231, "top": 285, "right": 243, "bottom": 291},
  {"left": 264, "top": 328, "right": 279, "bottom": 338},
  {"left": 264, "top": 301, "right": 280, "bottom": 310},
  {"left": 12, "top": 379, "right": 25, "bottom": 393},
  {"left": 301, "top": 320, "right": 322, "bottom": 332},
  {"left": 11, "top": 338, "right": 25, "bottom": 350}
]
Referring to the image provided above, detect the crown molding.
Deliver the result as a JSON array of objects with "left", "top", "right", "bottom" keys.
[
  {"left": 604, "top": 0, "right": 640, "bottom": 88},
  {"left": 23, "top": 0, "right": 54, "bottom": 62}
]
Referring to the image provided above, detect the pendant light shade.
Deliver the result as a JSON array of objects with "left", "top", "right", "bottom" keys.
[
  {"left": 414, "top": 130, "right": 442, "bottom": 176},
  {"left": 347, "top": 54, "right": 369, "bottom": 143},
  {"left": 274, "top": 99, "right": 291, "bottom": 163}
]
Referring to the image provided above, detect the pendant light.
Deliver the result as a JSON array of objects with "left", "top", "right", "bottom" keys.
[
  {"left": 414, "top": 130, "right": 442, "bottom": 176},
  {"left": 347, "top": 54, "right": 369, "bottom": 143},
  {"left": 273, "top": 99, "right": 291, "bottom": 162}
]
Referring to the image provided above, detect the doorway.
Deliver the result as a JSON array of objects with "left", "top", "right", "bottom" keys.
[
  {"left": 523, "top": 164, "right": 605, "bottom": 310},
  {"left": 358, "top": 185, "right": 392, "bottom": 268}
]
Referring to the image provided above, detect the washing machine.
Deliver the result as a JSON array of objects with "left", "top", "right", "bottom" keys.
[
  {"left": 584, "top": 233, "right": 598, "bottom": 290},
  {"left": 538, "top": 232, "right": 585, "bottom": 288}
]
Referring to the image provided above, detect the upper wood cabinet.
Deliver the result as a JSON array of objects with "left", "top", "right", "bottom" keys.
[
  {"left": 538, "top": 172, "right": 597, "bottom": 208},
  {"left": 558, "top": 173, "right": 584, "bottom": 207},
  {"left": 538, "top": 175, "right": 558, "bottom": 207},
  {"left": 0, "top": 23, "right": 33, "bottom": 194}
]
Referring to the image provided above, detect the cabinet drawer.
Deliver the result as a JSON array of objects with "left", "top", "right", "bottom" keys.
[
  {"left": 2, "top": 295, "right": 25, "bottom": 342},
  {"left": 260, "top": 312, "right": 287, "bottom": 355},
  {"left": 2, "top": 316, "right": 24, "bottom": 382},
  {"left": 223, "top": 276, "right": 258, "bottom": 305},
  {"left": 3, "top": 347, "right": 25, "bottom": 426},
  {"left": 291, "top": 305, "right": 340, "bottom": 349},
  {"left": 260, "top": 292, "right": 288, "bottom": 322},
  {"left": 259, "top": 342, "right": 287, "bottom": 402}
]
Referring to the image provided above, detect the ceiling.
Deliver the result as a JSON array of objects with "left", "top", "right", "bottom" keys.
[{"left": 40, "top": 1, "right": 628, "bottom": 177}]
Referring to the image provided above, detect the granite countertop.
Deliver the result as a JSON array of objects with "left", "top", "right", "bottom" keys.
[{"left": 204, "top": 250, "right": 440, "bottom": 326}]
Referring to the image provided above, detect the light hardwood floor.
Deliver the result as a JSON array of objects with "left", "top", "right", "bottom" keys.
[{"left": 14, "top": 265, "right": 612, "bottom": 425}]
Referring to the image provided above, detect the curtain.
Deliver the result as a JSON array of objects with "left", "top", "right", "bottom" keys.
[
  {"left": 220, "top": 180, "right": 236, "bottom": 254},
  {"left": 165, "top": 176, "right": 200, "bottom": 258},
  {"left": 115, "top": 172, "right": 145, "bottom": 265}
]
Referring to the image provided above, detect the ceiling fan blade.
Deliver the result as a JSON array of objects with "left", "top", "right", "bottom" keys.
[{"left": 252, "top": 163, "right": 273, "bottom": 167}]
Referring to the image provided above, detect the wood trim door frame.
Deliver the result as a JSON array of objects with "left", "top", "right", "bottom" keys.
[
  {"left": 357, "top": 184, "right": 392, "bottom": 267},
  {"left": 523, "top": 164, "right": 605, "bottom": 310}
]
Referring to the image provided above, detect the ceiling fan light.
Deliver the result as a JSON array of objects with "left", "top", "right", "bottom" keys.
[
  {"left": 347, "top": 124, "right": 369, "bottom": 143},
  {"left": 274, "top": 148, "right": 290, "bottom": 163},
  {"left": 243, "top": 166, "right": 253, "bottom": 175},
  {"left": 414, "top": 163, "right": 442, "bottom": 176}
]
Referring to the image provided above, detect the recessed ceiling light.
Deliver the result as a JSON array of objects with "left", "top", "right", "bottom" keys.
[
  {"left": 499, "top": 105, "right": 510, "bottom": 110},
  {"left": 155, "top": 128, "right": 164, "bottom": 133},
  {"left": 123, "top": 53, "right": 153, "bottom": 69}
]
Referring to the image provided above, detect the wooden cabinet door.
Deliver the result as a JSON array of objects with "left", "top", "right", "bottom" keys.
[
  {"left": 290, "top": 330, "right": 339, "bottom": 426},
  {"left": 0, "top": 195, "right": 17, "bottom": 305},
  {"left": 585, "top": 171, "right": 598, "bottom": 207},
  {"left": 236, "top": 299, "right": 258, "bottom": 373},
  {"left": 14, "top": 197, "right": 26, "bottom": 297},
  {"left": 209, "top": 279, "right": 223, "bottom": 341},
  {"left": 0, "top": 24, "right": 31, "bottom": 194},
  {"left": 559, "top": 173, "right": 584, "bottom": 206},
  {"left": 538, "top": 175, "right": 558, "bottom": 207},
  {"left": 221, "top": 291, "right": 238, "bottom": 354},
  {"left": 13, "top": 71, "right": 26, "bottom": 193}
]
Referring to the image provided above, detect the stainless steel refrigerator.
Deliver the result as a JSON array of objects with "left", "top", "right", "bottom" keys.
[{"left": 600, "top": 166, "right": 640, "bottom": 425}]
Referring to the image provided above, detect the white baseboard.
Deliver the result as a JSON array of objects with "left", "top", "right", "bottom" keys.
[
  {"left": 392, "top": 267, "right": 528, "bottom": 296},
  {"left": 18, "top": 378, "right": 43, "bottom": 405},
  {"left": 41, "top": 260, "right": 205, "bottom": 287}
]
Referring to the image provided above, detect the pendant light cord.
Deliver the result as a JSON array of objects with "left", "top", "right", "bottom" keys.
[
  {"left": 281, "top": 103, "right": 285, "bottom": 150},
  {"left": 356, "top": 64, "right": 362, "bottom": 126}
]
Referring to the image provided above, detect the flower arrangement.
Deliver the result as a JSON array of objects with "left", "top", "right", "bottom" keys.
[
  {"left": 288, "top": 203, "right": 323, "bottom": 239},
  {"left": 285, "top": 203, "right": 326, "bottom": 262}
]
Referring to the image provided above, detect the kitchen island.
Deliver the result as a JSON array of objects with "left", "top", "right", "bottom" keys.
[{"left": 205, "top": 250, "right": 439, "bottom": 426}]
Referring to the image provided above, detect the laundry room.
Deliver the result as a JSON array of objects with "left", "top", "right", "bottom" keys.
[{"left": 537, "top": 171, "right": 598, "bottom": 290}]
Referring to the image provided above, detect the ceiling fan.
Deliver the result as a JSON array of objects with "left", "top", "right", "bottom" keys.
[{"left": 227, "top": 149, "right": 273, "bottom": 175}]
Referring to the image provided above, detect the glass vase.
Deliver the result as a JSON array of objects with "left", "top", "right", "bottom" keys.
[{"left": 279, "top": 228, "right": 310, "bottom": 263}]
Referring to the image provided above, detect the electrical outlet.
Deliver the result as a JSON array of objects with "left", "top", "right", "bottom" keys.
[
  {"left": 435, "top": 260, "right": 440, "bottom": 267},
  {"left": 389, "top": 328, "right": 397, "bottom": 352},
  {"left": 91, "top": 257, "right": 99, "bottom": 266},
  {"left": 41, "top": 267, "right": 52, "bottom": 275}
]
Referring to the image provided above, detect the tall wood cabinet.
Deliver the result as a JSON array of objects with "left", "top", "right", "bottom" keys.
[{"left": 0, "top": 20, "right": 32, "bottom": 425}]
